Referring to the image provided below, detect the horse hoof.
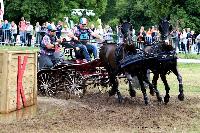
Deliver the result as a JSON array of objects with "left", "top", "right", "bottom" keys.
[
  {"left": 150, "top": 89, "right": 155, "bottom": 96},
  {"left": 108, "top": 90, "right": 116, "bottom": 96},
  {"left": 178, "top": 94, "right": 184, "bottom": 101},
  {"left": 158, "top": 96, "right": 163, "bottom": 103},
  {"left": 129, "top": 90, "right": 136, "bottom": 97},
  {"left": 118, "top": 96, "right": 123, "bottom": 103},
  {"left": 164, "top": 95, "right": 170, "bottom": 104},
  {"left": 144, "top": 97, "right": 149, "bottom": 105},
  {"left": 145, "top": 100, "right": 149, "bottom": 105}
]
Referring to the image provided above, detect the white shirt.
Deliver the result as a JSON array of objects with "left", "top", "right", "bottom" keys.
[
  {"left": 11, "top": 24, "right": 17, "bottom": 34},
  {"left": 26, "top": 24, "right": 33, "bottom": 35},
  {"left": 35, "top": 26, "right": 41, "bottom": 32},
  {"left": 180, "top": 31, "right": 187, "bottom": 44}
]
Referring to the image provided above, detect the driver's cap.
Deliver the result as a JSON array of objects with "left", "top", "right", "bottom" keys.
[{"left": 80, "top": 18, "right": 88, "bottom": 25}]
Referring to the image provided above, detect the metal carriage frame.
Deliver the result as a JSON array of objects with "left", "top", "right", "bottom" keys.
[{"left": 37, "top": 41, "right": 109, "bottom": 99}]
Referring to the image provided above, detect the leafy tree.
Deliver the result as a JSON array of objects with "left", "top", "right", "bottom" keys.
[
  {"left": 3, "top": 0, "right": 200, "bottom": 32},
  {"left": 3, "top": 0, "right": 107, "bottom": 25}
]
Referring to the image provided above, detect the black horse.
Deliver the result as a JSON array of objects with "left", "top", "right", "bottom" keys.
[
  {"left": 99, "top": 19, "right": 162, "bottom": 104},
  {"left": 143, "top": 16, "right": 184, "bottom": 104}
]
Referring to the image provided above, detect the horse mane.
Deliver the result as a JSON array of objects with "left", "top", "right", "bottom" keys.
[
  {"left": 161, "top": 42, "right": 174, "bottom": 51},
  {"left": 124, "top": 43, "right": 137, "bottom": 54},
  {"left": 144, "top": 41, "right": 175, "bottom": 55}
]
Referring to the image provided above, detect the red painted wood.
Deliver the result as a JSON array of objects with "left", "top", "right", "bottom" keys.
[
  {"left": 17, "top": 56, "right": 28, "bottom": 110},
  {"left": 17, "top": 56, "right": 21, "bottom": 110}
]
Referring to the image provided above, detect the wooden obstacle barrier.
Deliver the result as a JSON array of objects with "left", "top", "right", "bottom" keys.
[{"left": 0, "top": 50, "right": 37, "bottom": 113}]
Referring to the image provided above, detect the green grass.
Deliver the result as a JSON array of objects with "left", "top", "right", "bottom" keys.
[
  {"left": 0, "top": 46, "right": 39, "bottom": 52},
  {"left": 178, "top": 53, "right": 200, "bottom": 60},
  {"left": 118, "top": 63, "right": 200, "bottom": 95},
  {"left": 156, "top": 63, "right": 200, "bottom": 94}
]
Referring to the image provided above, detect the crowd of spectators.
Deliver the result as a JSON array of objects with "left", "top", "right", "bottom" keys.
[
  {"left": 136, "top": 25, "right": 200, "bottom": 54},
  {"left": 0, "top": 17, "right": 199, "bottom": 54},
  {"left": 0, "top": 17, "right": 114, "bottom": 47}
]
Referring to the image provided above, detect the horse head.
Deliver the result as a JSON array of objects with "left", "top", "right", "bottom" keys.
[
  {"left": 158, "top": 16, "right": 174, "bottom": 51},
  {"left": 119, "top": 19, "right": 137, "bottom": 53},
  {"left": 121, "top": 21, "right": 133, "bottom": 44},
  {"left": 158, "top": 16, "right": 173, "bottom": 43}
]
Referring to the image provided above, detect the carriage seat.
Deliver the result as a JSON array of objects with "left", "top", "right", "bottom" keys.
[{"left": 61, "top": 40, "right": 94, "bottom": 60}]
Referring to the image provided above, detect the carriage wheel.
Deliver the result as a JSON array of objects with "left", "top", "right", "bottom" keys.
[
  {"left": 37, "top": 70, "right": 58, "bottom": 97},
  {"left": 63, "top": 69, "right": 86, "bottom": 98}
]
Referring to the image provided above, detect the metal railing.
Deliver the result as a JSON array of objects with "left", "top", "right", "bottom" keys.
[
  {"left": 0, "top": 29, "right": 46, "bottom": 46},
  {"left": 0, "top": 29, "right": 198, "bottom": 54}
]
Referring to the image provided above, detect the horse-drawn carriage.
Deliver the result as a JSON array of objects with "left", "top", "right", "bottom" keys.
[
  {"left": 37, "top": 40, "right": 110, "bottom": 99},
  {"left": 37, "top": 16, "right": 185, "bottom": 105}
]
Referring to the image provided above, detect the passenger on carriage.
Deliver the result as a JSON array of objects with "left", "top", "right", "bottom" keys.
[
  {"left": 39, "top": 26, "right": 61, "bottom": 69},
  {"left": 73, "top": 17, "right": 101, "bottom": 62}
]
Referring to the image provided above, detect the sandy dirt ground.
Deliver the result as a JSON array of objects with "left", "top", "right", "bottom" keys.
[{"left": 0, "top": 91, "right": 200, "bottom": 133}]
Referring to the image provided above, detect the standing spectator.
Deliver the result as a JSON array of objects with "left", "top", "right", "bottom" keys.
[
  {"left": 40, "top": 23, "right": 47, "bottom": 39},
  {"left": 18, "top": 17, "right": 27, "bottom": 45},
  {"left": 41, "top": 23, "right": 47, "bottom": 31},
  {"left": 46, "top": 22, "right": 50, "bottom": 28},
  {"left": 26, "top": 21, "right": 33, "bottom": 47},
  {"left": 180, "top": 29, "right": 187, "bottom": 53},
  {"left": 96, "top": 25, "right": 104, "bottom": 43},
  {"left": 171, "top": 28, "right": 179, "bottom": 51},
  {"left": 137, "top": 26, "right": 146, "bottom": 49},
  {"left": 177, "top": 28, "right": 182, "bottom": 51},
  {"left": 61, "top": 25, "right": 71, "bottom": 41},
  {"left": 0, "top": 20, "right": 3, "bottom": 42},
  {"left": 107, "top": 25, "right": 113, "bottom": 42},
  {"left": 10, "top": 21, "right": 17, "bottom": 45},
  {"left": 90, "top": 24, "right": 97, "bottom": 40},
  {"left": 89, "top": 24, "right": 99, "bottom": 55},
  {"left": 90, "top": 23, "right": 96, "bottom": 32},
  {"left": 103, "top": 25, "right": 113, "bottom": 43},
  {"left": 146, "top": 27, "right": 152, "bottom": 45},
  {"left": 96, "top": 25, "right": 104, "bottom": 37},
  {"left": 2, "top": 19, "right": 11, "bottom": 43},
  {"left": 196, "top": 33, "right": 200, "bottom": 55},
  {"left": 191, "top": 30, "right": 196, "bottom": 53},
  {"left": 56, "top": 21, "right": 62, "bottom": 39},
  {"left": 152, "top": 26, "right": 159, "bottom": 42},
  {"left": 35, "top": 22, "right": 41, "bottom": 44},
  {"left": 186, "top": 28, "right": 191, "bottom": 53}
]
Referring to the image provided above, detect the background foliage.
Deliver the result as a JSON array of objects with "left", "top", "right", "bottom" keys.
[{"left": 3, "top": 0, "right": 200, "bottom": 32}]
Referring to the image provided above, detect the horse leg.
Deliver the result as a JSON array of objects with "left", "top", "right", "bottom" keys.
[
  {"left": 137, "top": 74, "right": 149, "bottom": 105},
  {"left": 108, "top": 75, "right": 117, "bottom": 96},
  {"left": 108, "top": 75, "right": 123, "bottom": 103},
  {"left": 160, "top": 74, "right": 170, "bottom": 104},
  {"left": 143, "top": 74, "right": 163, "bottom": 103},
  {"left": 145, "top": 69, "right": 155, "bottom": 96},
  {"left": 150, "top": 72, "right": 159, "bottom": 96},
  {"left": 171, "top": 67, "right": 184, "bottom": 101},
  {"left": 126, "top": 72, "right": 136, "bottom": 97}
]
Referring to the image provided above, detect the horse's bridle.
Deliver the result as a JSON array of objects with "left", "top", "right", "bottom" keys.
[
  {"left": 120, "top": 23, "right": 133, "bottom": 45},
  {"left": 159, "top": 20, "right": 173, "bottom": 45}
]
